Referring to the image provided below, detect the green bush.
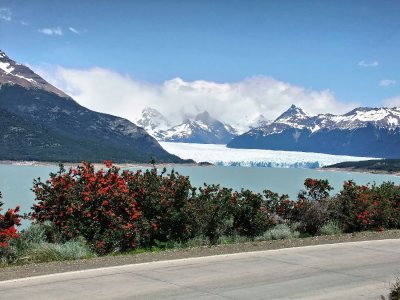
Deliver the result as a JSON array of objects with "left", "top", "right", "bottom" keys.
[
  {"left": 258, "top": 224, "right": 300, "bottom": 241},
  {"left": 189, "top": 184, "right": 235, "bottom": 244},
  {"left": 319, "top": 220, "right": 342, "bottom": 235},
  {"left": 233, "top": 189, "right": 273, "bottom": 237}
]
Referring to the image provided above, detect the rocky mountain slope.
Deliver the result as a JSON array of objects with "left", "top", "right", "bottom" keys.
[
  {"left": 228, "top": 104, "right": 400, "bottom": 158},
  {"left": 0, "top": 50, "right": 187, "bottom": 163}
]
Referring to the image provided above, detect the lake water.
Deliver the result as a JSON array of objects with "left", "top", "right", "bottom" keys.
[{"left": 1, "top": 164, "right": 400, "bottom": 229}]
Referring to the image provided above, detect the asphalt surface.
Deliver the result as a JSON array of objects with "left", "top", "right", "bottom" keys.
[{"left": 0, "top": 239, "right": 399, "bottom": 299}]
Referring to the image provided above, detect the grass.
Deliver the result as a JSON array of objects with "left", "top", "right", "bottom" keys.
[
  {"left": 256, "top": 224, "right": 300, "bottom": 241},
  {"left": 4, "top": 222, "right": 94, "bottom": 264},
  {"left": 319, "top": 220, "right": 343, "bottom": 236}
]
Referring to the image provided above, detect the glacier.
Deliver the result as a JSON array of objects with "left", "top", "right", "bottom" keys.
[{"left": 160, "top": 142, "right": 377, "bottom": 168}]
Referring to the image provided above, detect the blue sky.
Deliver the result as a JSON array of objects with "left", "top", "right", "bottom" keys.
[{"left": 1, "top": 0, "right": 399, "bottom": 123}]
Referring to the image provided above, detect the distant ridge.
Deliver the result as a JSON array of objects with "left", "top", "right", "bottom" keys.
[{"left": 228, "top": 105, "right": 400, "bottom": 158}]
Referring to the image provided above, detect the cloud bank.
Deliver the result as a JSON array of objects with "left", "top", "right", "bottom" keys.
[{"left": 35, "top": 66, "right": 358, "bottom": 129}]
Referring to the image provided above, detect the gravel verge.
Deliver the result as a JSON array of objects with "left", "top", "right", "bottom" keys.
[{"left": 1, "top": 230, "right": 400, "bottom": 282}]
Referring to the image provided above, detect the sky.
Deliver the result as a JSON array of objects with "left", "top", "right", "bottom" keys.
[{"left": 1, "top": 0, "right": 399, "bottom": 127}]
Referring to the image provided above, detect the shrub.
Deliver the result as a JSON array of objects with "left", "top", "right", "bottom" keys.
[
  {"left": 0, "top": 191, "right": 21, "bottom": 263},
  {"left": 263, "top": 189, "right": 294, "bottom": 221},
  {"left": 31, "top": 162, "right": 146, "bottom": 254},
  {"left": 31, "top": 162, "right": 197, "bottom": 254},
  {"left": 233, "top": 189, "right": 273, "bottom": 237},
  {"left": 189, "top": 184, "right": 235, "bottom": 244},
  {"left": 124, "top": 167, "right": 195, "bottom": 246},
  {"left": 298, "top": 178, "right": 333, "bottom": 202},
  {"left": 296, "top": 200, "right": 330, "bottom": 235},
  {"left": 319, "top": 220, "right": 342, "bottom": 236},
  {"left": 333, "top": 181, "right": 400, "bottom": 232},
  {"left": 381, "top": 276, "right": 400, "bottom": 300},
  {"left": 259, "top": 224, "right": 300, "bottom": 240}
]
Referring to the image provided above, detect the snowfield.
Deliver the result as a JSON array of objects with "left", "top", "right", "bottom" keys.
[{"left": 160, "top": 142, "right": 377, "bottom": 168}]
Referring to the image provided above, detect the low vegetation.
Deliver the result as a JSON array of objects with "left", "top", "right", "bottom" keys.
[
  {"left": 325, "top": 159, "right": 400, "bottom": 173},
  {"left": 381, "top": 277, "right": 400, "bottom": 300},
  {"left": 1, "top": 161, "right": 400, "bottom": 265}
]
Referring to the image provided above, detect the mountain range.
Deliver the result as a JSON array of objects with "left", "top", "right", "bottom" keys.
[
  {"left": 228, "top": 104, "right": 400, "bottom": 158},
  {"left": 0, "top": 50, "right": 187, "bottom": 163},
  {"left": 2, "top": 50, "right": 399, "bottom": 161},
  {"left": 136, "top": 108, "right": 238, "bottom": 144}
]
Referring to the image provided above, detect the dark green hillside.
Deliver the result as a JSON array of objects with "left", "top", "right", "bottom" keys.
[
  {"left": 324, "top": 159, "right": 400, "bottom": 173},
  {"left": 0, "top": 85, "right": 188, "bottom": 163}
]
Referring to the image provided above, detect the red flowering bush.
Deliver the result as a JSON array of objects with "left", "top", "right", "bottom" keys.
[
  {"left": 263, "top": 189, "right": 295, "bottom": 221},
  {"left": 31, "top": 162, "right": 144, "bottom": 254},
  {"left": 333, "top": 180, "right": 400, "bottom": 232},
  {"left": 30, "top": 162, "right": 400, "bottom": 255},
  {"left": 123, "top": 167, "right": 195, "bottom": 246},
  {"left": 0, "top": 191, "right": 21, "bottom": 249},
  {"left": 31, "top": 162, "right": 198, "bottom": 254}
]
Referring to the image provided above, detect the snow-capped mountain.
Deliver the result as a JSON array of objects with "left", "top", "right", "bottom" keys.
[
  {"left": 136, "top": 107, "right": 171, "bottom": 136},
  {"left": 156, "top": 111, "right": 238, "bottom": 144},
  {"left": 228, "top": 104, "right": 400, "bottom": 158},
  {"left": 0, "top": 50, "right": 68, "bottom": 98},
  {"left": 0, "top": 50, "right": 187, "bottom": 163}
]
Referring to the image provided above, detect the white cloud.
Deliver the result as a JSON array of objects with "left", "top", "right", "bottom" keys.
[
  {"left": 69, "top": 27, "right": 80, "bottom": 34},
  {"left": 0, "top": 7, "right": 11, "bottom": 21},
  {"left": 384, "top": 96, "right": 400, "bottom": 108},
  {"left": 380, "top": 79, "right": 396, "bottom": 87},
  {"left": 20, "top": 20, "right": 29, "bottom": 26},
  {"left": 358, "top": 60, "right": 379, "bottom": 67},
  {"left": 38, "top": 27, "right": 63, "bottom": 36},
  {"left": 34, "top": 66, "right": 359, "bottom": 129}
]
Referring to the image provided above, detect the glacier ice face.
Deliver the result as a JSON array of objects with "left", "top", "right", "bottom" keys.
[{"left": 160, "top": 142, "right": 377, "bottom": 168}]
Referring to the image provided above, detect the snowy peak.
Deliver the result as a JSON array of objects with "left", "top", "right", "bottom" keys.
[
  {"left": 136, "top": 107, "right": 171, "bottom": 135},
  {"left": 0, "top": 50, "right": 69, "bottom": 98},
  {"left": 155, "top": 111, "right": 237, "bottom": 144},
  {"left": 275, "top": 104, "right": 309, "bottom": 123}
]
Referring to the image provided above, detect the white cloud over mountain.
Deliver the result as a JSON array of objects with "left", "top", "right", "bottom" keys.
[{"left": 35, "top": 66, "right": 359, "bottom": 128}]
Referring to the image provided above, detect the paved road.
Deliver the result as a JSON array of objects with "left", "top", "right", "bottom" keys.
[{"left": 1, "top": 239, "right": 399, "bottom": 299}]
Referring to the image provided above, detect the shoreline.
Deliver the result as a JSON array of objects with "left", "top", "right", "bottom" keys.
[
  {"left": 321, "top": 167, "right": 400, "bottom": 177},
  {"left": 0, "top": 160, "right": 204, "bottom": 169},
  {"left": 1, "top": 160, "right": 400, "bottom": 175},
  {"left": 2, "top": 160, "right": 400, "bottom": 176}
]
